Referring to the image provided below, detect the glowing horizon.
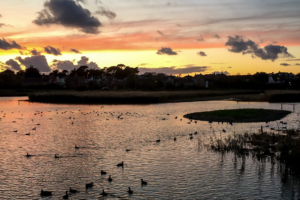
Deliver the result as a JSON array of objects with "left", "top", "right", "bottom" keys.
[{"left": 1, "top": 0, "right": 300, "bottom": 75}]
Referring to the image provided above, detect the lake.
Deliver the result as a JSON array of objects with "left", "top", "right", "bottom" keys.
[{"left": 0, "top": 97, "right": 299, "bottom": 199}]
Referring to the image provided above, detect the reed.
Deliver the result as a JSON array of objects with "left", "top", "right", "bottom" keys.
[
  {"left": 28, "top": 90, "right": 261, "bottom": 104},
  {"left": 209, "top": 130, "right": 300, "bottom": 175}
]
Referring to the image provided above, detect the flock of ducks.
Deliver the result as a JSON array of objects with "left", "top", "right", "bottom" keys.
[
  {"left": 39, "top": 158, "right": 148, "bottom": 198},
  {"left": 2, "top": 107, "right": 297, "bottom": 199}
]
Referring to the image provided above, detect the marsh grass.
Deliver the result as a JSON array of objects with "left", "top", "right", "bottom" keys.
[
  {"left": 28, "top": 90, "right": 261, "bottom": 104},
  {"left": 265, "top": 90, "right": 300, "bottom": 102},
  {"left": 209, "top": 130, "right": 300, "bottom": 175}
]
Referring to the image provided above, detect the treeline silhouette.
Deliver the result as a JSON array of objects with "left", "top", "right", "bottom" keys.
[{"left": 0, "top": 64, "right": 299, "bottom": 90}]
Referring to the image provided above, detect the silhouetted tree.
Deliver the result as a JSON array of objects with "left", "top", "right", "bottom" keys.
[{"left": 24, "top": 66, "right": 41, "bottom": 77}]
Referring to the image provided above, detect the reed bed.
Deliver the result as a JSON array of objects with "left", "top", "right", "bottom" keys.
[
  {"left": 209, "top": 130, "right": 300, "bottom": 175},
  {"left": 28, "top": 90, "right": 260, "bottom": 104}
]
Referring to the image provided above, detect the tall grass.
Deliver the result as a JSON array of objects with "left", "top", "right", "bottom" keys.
[
  {"left": 209, "top": 130, "right": 300, "bottom": 175},
  {"left": 28, "top": 90, "right": 261, "bottom": 104}
]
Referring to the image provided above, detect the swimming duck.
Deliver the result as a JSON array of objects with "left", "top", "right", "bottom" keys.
[
  {"left": 75, "top": 145, "right": 79, "bottom": 149},
  {"left": 127, "top": 187, "right": 133, "bottom": 194},
  {"left": 69, "top": 187, "right": 78, "bottom": 193},
  {"left": 40, "top": 190, "right": 52, "bottom": 196},
  {"left": 117, "top": 161, "right": 124, "bottom": 167},
  {"left": 101, "top": 170, "right": 107, "bottom": 175},
  {"left": 156, "top": 139, "right": 160, "bottom": 143},
  {"left": 108, "top": 175, "right": 112, "bottom": 182},
  {"left": 141, "top": 179, "right": 147, "bottom": 185},
  {"left": 63, "top": 191, "right": 68, "bottom": 199},
  {"left": 86, "top": 182, "right": 93, "bottom": 189},
  {"left": 101, "top": 189, "right": 108, "bottom": 196}
]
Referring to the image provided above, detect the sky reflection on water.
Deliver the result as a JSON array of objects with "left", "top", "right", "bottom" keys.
[{"left": 0, "top": 97, "right": 300, "bottom": 199}]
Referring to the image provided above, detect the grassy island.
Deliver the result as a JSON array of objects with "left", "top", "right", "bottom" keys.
[{"left": 184, "top": 109, "right": 291, "bottom": 123}]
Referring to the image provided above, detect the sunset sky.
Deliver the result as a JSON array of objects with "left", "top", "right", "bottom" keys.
[{"left": 0, "top": 0, "right": 300, "bottom": 75}]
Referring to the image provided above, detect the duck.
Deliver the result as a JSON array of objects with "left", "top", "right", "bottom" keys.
[
  {"left": 117, "top": 161, "right": 124, "bottom": 167},
  {"left": 101, "top": 170, "right": 107, "bottom": 175},
  {"left": 32, "top": 127, "right": 36, "bottom": 130},
  {"left": 13, "top": 130, "right": 17, "bottom": 132},
  {"left": 194, "top": 131, "right": 198, "bottom": 135},
  {"left": 26, "top": 152, "right": 33, "bottom": 157},
  {"left": 128, "top": 187, "right": 133, "bottom": 194},
  {"left": 174, "top": 137, "right": 177, "bottom": 141},
  {"left": 190, "top": 135, "right": 194, "bottom": 140},
  {"left": 54, "top": 154, "right": 59, "bottom": 159},
  {"left": 25, "top": 132, "right": 30, "bottom": 135},
  {"left": 86, "top": 182, "right": 94, "bottom": 189},
  {"left": 75, "top": 145, "right": 79, "bottom": 149},
  {"left": 40, "top": 190, "right": 52, "bottom": 196},
  {"left": 101, "top": 189, "right": 108, "bottom": 196},
  {"left": 141, "top": 179, "right": 147, "bottom": 185},
  {"left": 63, "top": 191, "right": 68, "bottom": 199},
  {"left": 156, "top": 139, "right": 160, "bottom": 143},
  {"left": 108, "top": 175, "right": 112, "bottom": 182},
  {"left": 69, "top": 187, "right": 78, "bottom": 193}
]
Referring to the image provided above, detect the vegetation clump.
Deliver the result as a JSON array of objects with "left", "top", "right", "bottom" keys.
[
  {"left": 184, "top": 109, "right": 291, "bottom": 123},
  {"left": 209, "top": 129, "right": 300, "bottom": 175}
]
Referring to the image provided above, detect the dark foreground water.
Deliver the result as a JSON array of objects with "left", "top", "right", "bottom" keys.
[{"left": 0, "top": 97, "right": 300, "bottom": 199}]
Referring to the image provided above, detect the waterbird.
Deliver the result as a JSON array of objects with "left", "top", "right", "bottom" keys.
[
  {"left": 128, "top": 187, "right": 133, "bottom": 194},
  {"left": 156, "top": 139, "right": 161, "bottom": 143},
  {"left": 141, "top": 179, "right": 147, "bottom": 185},
  {"left": 32, "top": 127, "right": 36, "bottom": 130},
  {"left": 108, "top": 175, "right": 112, "bottom": 182},
  {"left": 101, "top": 189, "right": 108, "bottom": 196},
  {"left": 54, "top": 154, "right": 59, "bottom": 159},
  {"left": 175, "top": 116, "right": 177, "bottom": 119},
  {"left": 194, "top": 131, "right": 198, "bottom": 135},
  {"left": 222, "top": 129, "right": 226, "bottom": 133},
  {"left": 75, "top": 144, "right": 79, "bottom": 149},
  {"left": 26, "top": 152, "right": 33, "bottom": 157},
  {"left": 63, "top": 191, "right": 68, "bottom": 199},
  {"left": 101, "top": 170, "right": 107, "bottom": 175},
  {"left": 69, "top": 187, "right": 78, "bottom": 193},
  {"left": 25, "top": 132, "right": 30, "bottom": 135},
  {"left": 40, "top": 190, "right": 52, "bottom": 196},
  {"left": 117, "top": 161, "right": 124, "bottom": 167},
  {"left": 85, "top": 182, "right": 94, "bottom": 189},
  {"left": 174, "top": 137, "right": 177, "bottom": 141},
  {"left": 190, "top": 135, "right": 194, "bottom": 140},
  {"left": 13, "top": 130, "right": 17, "bottom": 132},
  {"left": 126, "top": 149, "right": 131, "bottom": 152}
]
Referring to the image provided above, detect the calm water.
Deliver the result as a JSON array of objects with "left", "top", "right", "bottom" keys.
[{"left": 0, "top": 97, "right": 300, "bottom": 200}]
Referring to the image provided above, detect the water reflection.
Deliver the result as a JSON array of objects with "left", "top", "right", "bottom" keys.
[{"left": 0, "top": 97, "right": 299, "bottom": 199}]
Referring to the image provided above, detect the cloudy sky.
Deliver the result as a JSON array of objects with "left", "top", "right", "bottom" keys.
[{"left": 0, "top": 0, "right": 300, "bottom": 75}]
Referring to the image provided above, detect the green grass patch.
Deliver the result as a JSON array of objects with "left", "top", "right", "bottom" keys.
[{"left": 184, "top": 109, "right": 291, "bottom": 123}]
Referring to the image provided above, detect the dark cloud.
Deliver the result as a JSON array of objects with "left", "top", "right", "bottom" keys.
[
  {"left": 225, "top": 35, "right": 293, "bottom": 61},
  {"left": 157, "top": 30, "right": 164, "bottom": 36},
  {"left": 30, "top": 49, "right": 41, "bottom": 56},
  {"left": 51, "top": 56, "right": 99, "bottom": 71},
  {"left": 139, "top": 65, "right": 208, "bottom": 75},
  {"left": 0, "top": 38, "right": 22, "bottom": 50},
  {"left": 157, "top": 47, "right": 178, "bottom": 55},
  {"left": 285, "top": 59, "right": 300, "bottom": 61},
  {"left": 213, "top": 34, "right": 220, "bottom": 39},
  {"left": 197, "top": 51, "right": 207, "bottom": 57},
  {"left": 5, "top": 59, "right": 21, "bottom": 71},
  {"left": 225, "top": 36, "right": 257, "bottom": 53},
  {"left": 95, "top": 6, "right": 116, "bottom": 20},
  {"left": 280, "top": 63, "right": 290, "bottom": 66},
  {"left": 44, "top": 46, "right": 61, "bottom": 56},
  {"left": 196, "top": 35, "right": 204, "bottom": 42},
  {"left": 33, "top": 0, "right": 102, "bottom": 34},
  {"left": 71, "top": 48, "right": 82, "bottom": 54},
  {"left": 15, "top": 55, "right": 51, "bottom": 72}
]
